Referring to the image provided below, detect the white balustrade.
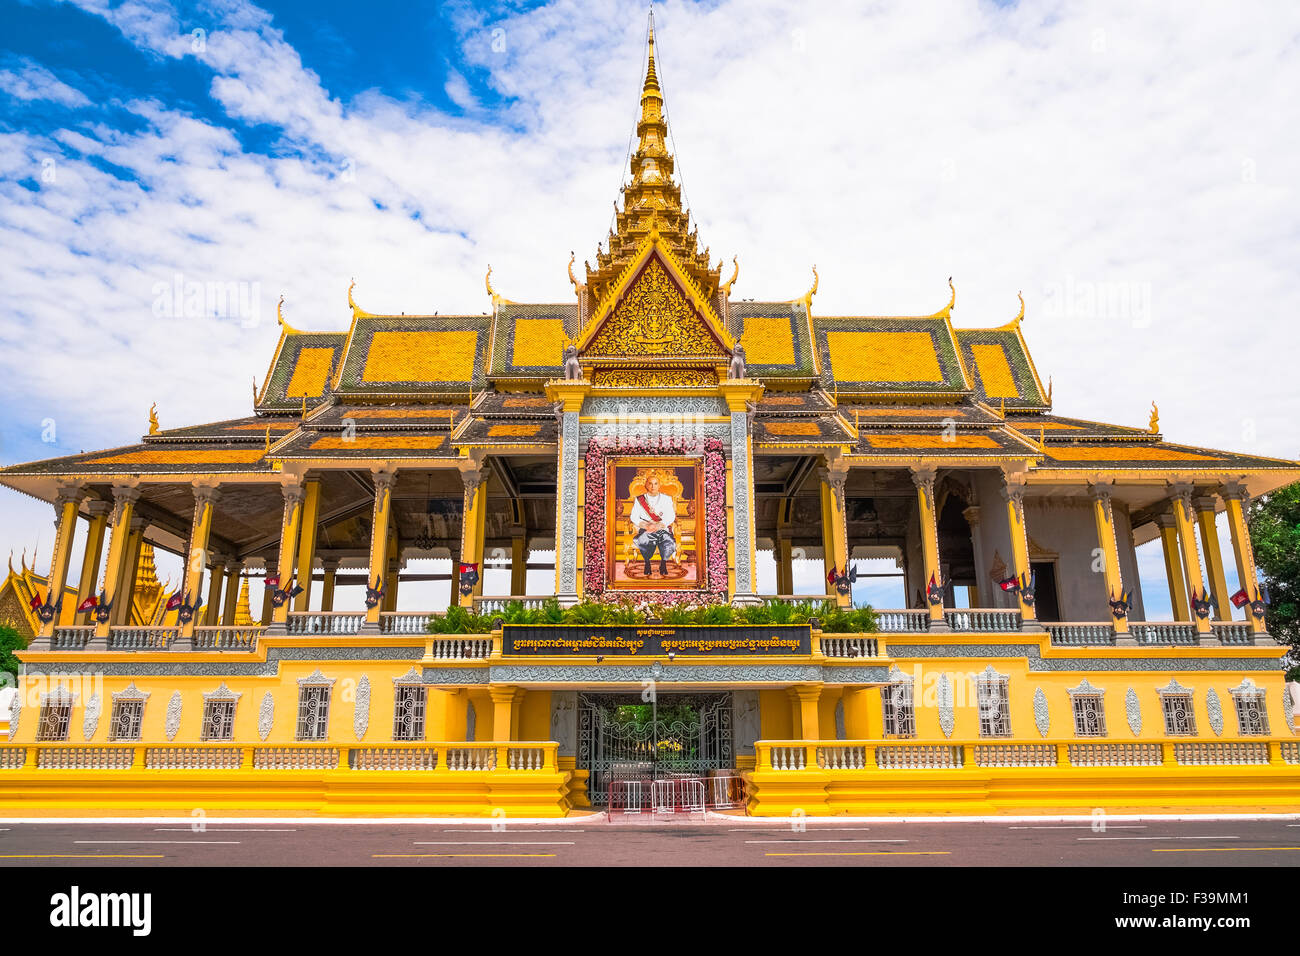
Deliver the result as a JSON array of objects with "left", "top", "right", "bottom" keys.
[
  {"left": 429, "top": 638, "right": 491, "bottom": 660},
  {"left": 252, "top": 747, "right": 339, "bottom": 770},
  {"left": 1174, "top": 742, "right": 1269, "bottom": 766},
  {"left": 145, "top": 747, "right": 242, "bottom": 770},
  {"left": 1046, "top": 623, "right": 1116, "bottom": 646},
  {"left": 874, "top": 745, "right": 963, "bottom": 769},
  {"left": 973, "top": 744, "right": 1057, "bottom": 767},
  {"left": 874, "top": 610, "right": 930, "bottom": 633},
  {"left": 50, "top": 627, "right": 94, "bottom": 649},
  {"left": 350, "top": 748, "right": 439, "bottom": 771},
  {"left": 1131, "top": 623, "right": 1199, "bottom": 645},
  {"left": 0, "top": 748, "right": 26, "bottom": 769},
  {"left": 816, "top": 744, "right": 867, "bottom": 770},
  {"left": 445, "top": 747, "right": 497, "bottom": 771},
  {"left": 768, "top": 746, "right": 808, "bottom": 771},
  {"left": 1212, "top": 622, "right": 1254, "bottom": 645},
  {"left": 1067, "top": 743, "right": 1162, "bottom": 767},
  {"left": 379, "top": 612, "right": 437, "bottom": 635},
  {"left": 945, "top": 610, "right": 1022, "bottom": 632},
  {"left": 36, "top": 747, "right": 134, "bottom": 769},
  {"left": 506, "top": 747, "right": 546, "bottom": 771},
  {"left": 109, "top": 627, "right": 178, "bottom": 650},
  {"left": 286, "top": 612, "right": 365, "bottom": 635},
  {"left": 192, "top": 626, "right": 263, "bottom": 650},
  {"left": 820, "top": 637, "right": 878, "bottom": 658}
]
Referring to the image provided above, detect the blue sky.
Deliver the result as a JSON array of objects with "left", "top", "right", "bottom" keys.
[{"left": 1, "top": 0, "right": 1296, "bottom": 612}]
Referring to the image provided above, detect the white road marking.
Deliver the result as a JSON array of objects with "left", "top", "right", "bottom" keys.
[
  {"left": 442, "top": 829, "right": 586, "bottom": 833},
  {"left": 153, "top": 828, "right": 297, "bottom": 832},
  {"left": 745, "top": 839, "right": 908, "bottom": 844},
  {"left": 728, "top": 827, "right": 873, "bottom": 832},
  {"left": 1077, "top": 835, "right": 1239, "bottom": 841},
  {"left": 1009, "top": 825, "right": 1146, "bottom": 830},
  {"left": 413, "top": 841, "right": 575, "bottom": 846},
  {"left": 74, "top": 840, "right": 241, "bottom": 845}
]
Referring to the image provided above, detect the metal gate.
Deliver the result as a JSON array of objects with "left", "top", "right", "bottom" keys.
[{"left": 578, "top": 693, "right": 734, "bottom": 807}]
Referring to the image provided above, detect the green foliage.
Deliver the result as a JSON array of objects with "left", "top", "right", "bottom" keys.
[
  {"left": 658, "top": 605, "right": 696, "bottom": 625},
  {"left": 1249, "top": 481, "right": 1300, "bottom": 654},
  {"left": 563, "top": 602, "right": 607, "bottom": 625},
  {"left": 426, "top": 605, "right": 493, "bottom": 635},
  {"left": 693, "top": 603, "right": 734, "bottom": 626},
  {"left": 0, "top": 624, "right": 27, "bottom": 681}
]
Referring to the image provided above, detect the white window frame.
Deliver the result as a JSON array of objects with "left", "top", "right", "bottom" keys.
[
  {"left": 975, "top": 666, "right": 1011, "bottom": 738},
  {"left": 200, "top": 683, "right": 241, "bottom": 742},
  {"left": 1228, "top": 679, "right": 1270, "bottom": 736},
  {"left": 393, "top": 683, "right": 428, "bottom": 741},
  {"left": 36, "top": 688, "right": 77, "bottom": 742},
  {"left": 1157, "top": 679, "right": 1197, "bottom": 737},
  {"left": 108, "top": 683, "right": 150, "bottom": 742},
  {"left": 296, "top": 670, "right": 336, "bottom": 741},
  {"left": 881, "top": 666, "right": 915, "bottom": 739},
  {"left": 1067, "top": 678, "right": 1107, "bottom": 738}
]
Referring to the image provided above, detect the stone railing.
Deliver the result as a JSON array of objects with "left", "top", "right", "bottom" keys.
[
  {"left": 756, "top": 737, "right": 1295, "bottom": 771},
  {"left": 820, "top": 636, "right": 879, "bottom": 659},
  {"left": 1212, "top": 622, "right": 1257, "bottom": 645},
  {"left": 109, "top": 627, "right": 178, "bottom": 651},
  {"left": 473, "top": 596, "right": 554, "bottom": 614},
  {"left": 380, "top": 612, "right": 438, "bottom": 635},
  {"left": 192, "top": 626, "right": 264, "bottom": 650},
  {"left": 1046, "top": 623, "right": 1116, "bottom": 646},
  {"left": 945, "top": 609, "right": 1022, "bottom": 632},
  {"left": 0, "top": 741, "right": 560, "bottom": 774},
  {"left": 868, "top": 610, "right": 930, "bottom": 633},
  {"left": 50, "top": 626, "right": 94, "bottom": 650},
  {"left": 426, "top": 637, "right": 493, "bottom": 660},
  {"left": 286, "top": 612, "right": 366, "bottom": 635},
  {"left": 1130, "top": 622, "right": 1199, "bottom": 646}
]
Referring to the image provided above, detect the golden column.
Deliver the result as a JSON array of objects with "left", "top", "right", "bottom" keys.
[
  {"left": 111, "top": 516, "right": 147, "bottom": 627},
  {"left": 775, "top": 499, "right": 795, "bottom": 595},
  {"left": 1221, "top": 480, "right": 1266, "bottom": 634},
  {"left": 35, "top": 484, "right": 85, "bottom": 643},
  {"left": 1168, "top": 483, "right": 1212, "bottom": 635},
  {"left": 319, "top": 559, "right": 338, "bottom": 613},
  {"left": 1153, "top": 513, "right": 1190, "bottom": 621},
  {"left": 819, "top": 457, "right": 851, "bottom": 608},
  {"left": 962, "top": 505, "right": 985, "bottom": 608},
  {"left": 489, "top": 685, "right": 517, "bottom": 742},
  {"left": 293, "top": 478, "right": 322, "bottom": 612},
  {"left": 362, "top": 469, "right": 397, "bottom": 631},
  {"left": 457, "top": 462, "right": 490, "bottom": 609},
  {"left": 792, "top": 684, "right": 822, "bottom": 741},
  {"left": 204, "top": 555, "right": 225, "bottom": 626},
  {"left": 179, "top": 484, "right": 219, "bottom": 642},
  {"left": 74, "top": 499, "right": 111, "bottom": 624},
  {"left": 1192, "top": 494, "right": 1231, "bottom": 621},
  {"left": 220, "top": 562, "right": 241, "bottom": 625},
  {"left": 999, "top": 473, "right": 1037, "bottom": 624},
  {"left": 93, "top": 484, "right": 140, "bottom": 642},
  {"left": 1089, "top": 480, "right": 1128, "bottom": 635},
  {"left": 509, "top": 499, "right": 527, "bottom": 596},
  {"left": 912, "top": 466, "right": 946, "bottom": 624},
  {"left": 269, "top": 480, "right": 304, "bottom": 631}
]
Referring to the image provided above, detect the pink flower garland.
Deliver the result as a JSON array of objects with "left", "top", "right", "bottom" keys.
[{"left": 583, "top": 435, "right": 728, "bottom": 599}]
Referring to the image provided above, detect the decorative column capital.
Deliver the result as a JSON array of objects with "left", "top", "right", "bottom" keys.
[
  {"left": 370, "top": 467, "right": 397, "bottom": 495},
  {"left": 320, "top": 557, "right": 339, "bottom": 573},
  {"left": 791, "top": 683, "right": 823, "bottom": 703},
  {"left": 192, "top": 483, "right": 222, "bottom": 507},
  {"left": 487, "top": 684, "right": 519, "bottom": 704},
  {"left": 961, "top": 505, "right": 982, "bottom": 527},
  {"left": 84, "top": 498, "right": 112, "bottom": 518},
  {"left": 1191, "top": 495, "right": 1219, "bottom": 514},
  {"left": 999, "top": 475, "right": 1027, "bottom": 507},
  {"left": 1087, "top": 478, "right": 1115, "bottom": 503},
  {"left": 460, "top": 463, "right": 491, "bottom": 496},
  {"left": 279, "top": 479, "right": 305, "bottom": 506},
  {"left": 1219, "top": 479, "right": 1250, "bottom": 503},
  {"left": 54, "top": 482, "right": 86, "bottom": 510},
  {"left": 1167, "top": 481, "right": 1196, "bottom": 521},
  {"left": 110, "top": 483, "right": 141, "bottom": 523},
  {"left": 1152, "top": 511, "right": 1178, "bottom": 530},
  {"left": 910, "top": 465, "right": 937, "bottom": 496}
]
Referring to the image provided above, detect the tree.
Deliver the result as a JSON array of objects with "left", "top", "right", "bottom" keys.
[
  {"left": 1248, "top": 480, "right": 1300, "bottom": 656},
  {"left": 0, "top": 624, "right": 26, "bottom": 684}
]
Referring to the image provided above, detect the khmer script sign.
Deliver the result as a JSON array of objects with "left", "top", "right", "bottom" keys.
[{"left": 502, "top": 624, "right": 812, "bottom": 656}]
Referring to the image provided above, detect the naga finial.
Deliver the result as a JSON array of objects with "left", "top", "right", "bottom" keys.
[
  {"left": 277, "top": 294, "right": 285, "bottom": 326},
  {"left": 347, "top": 278, "right": 358, "bottom": 311},
  {"left": 946, "top": 277, "right": 956, "bottom": 313},
  {"left": 720, "top": 256, "right": 740, "bottom": 296},
  {"left": 1015, "top": 290, "right": 1025, "bottom": 323},
  {"left": 1047, "top": 376, "right": 1053, "bottom": 405},
  {"left": 567, "top": 252, "right": 583, "bottom": 291},
  {"left": 148, "top": 402, "right": 160, "bottom": 436},
  {"left": 1148, "top": 401, "right": 1159, "bottom": 434},
  {"left": 264, "top": 425, "right": 271, "bottom": 452},
  {"left": 485, "top": 264, "right": 495, "bottom": 299},
  {"left": 805, "top": 265, "right": 819, "bottom": 302}
]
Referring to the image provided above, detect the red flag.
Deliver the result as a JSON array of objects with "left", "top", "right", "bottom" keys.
[
  {"left": 459, "top": 563, "right": 477, "bottom": 575},
  {"left": 264, "top": 574, "right": 280, "bottom": 589},
  {"left": 29, "top": 592, "right": 42, "bottom": 610},
  {"left": 77, "top": 596, "right": 98, "bottom": 612},
  {"left": 826, "top": 567, "right": 837, "bottom": 585},
  {"left": 998, "top": 576, "right": 1019, "bottom": 591},
  {"left": 1230, "top": 588, "right": 1249, "bottom": 608},
  {"left": 165, "top": 591, "right": 182, "bottom": 611}
]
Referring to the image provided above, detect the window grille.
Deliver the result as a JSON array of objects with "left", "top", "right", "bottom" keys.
[
  {"left": 976, "top": 675, "right": 1011, "bottom": 737},
  {"left": 36, "top": 702, "right": 72, "bottom": 741},
  {"left": 1233, "top": 695, "right": 1269, "bottom": 736},
  {"left": 296, "top": 685, "right": 331, "bottom": 741},
  {"left": 1160, "top": 693, "right": 1197, "bottom": 736},
  {"left": 393, "top": 685, "right": 428, "bottom": 741},
  {"left": 108, "top": 699, "right": 144, "bottom": 742},
  {"left": 1071, "top": 694, "right": 1106, "bottom": 737},
  {"left": 881, "top": 683, "right": 915, "bottom": 738},
  {"left": 201, "top": 699, "right": 237, "bottom": 741}
]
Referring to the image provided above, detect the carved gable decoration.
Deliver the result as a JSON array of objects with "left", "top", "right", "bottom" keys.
[{"left": 583, "top": 253, "right": 728, "bottom": 360}]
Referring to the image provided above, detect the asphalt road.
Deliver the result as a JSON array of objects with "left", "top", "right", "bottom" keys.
[{"left": 1, "top": 816, "right": 1298, "bottom": 866}]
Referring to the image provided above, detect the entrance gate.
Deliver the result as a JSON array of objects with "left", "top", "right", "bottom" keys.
[{"left": 578, "top": 693, "right": 734, "bottom": 808}]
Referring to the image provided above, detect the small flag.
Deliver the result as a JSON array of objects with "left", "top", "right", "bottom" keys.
[
  {"left": 998, "top": 576, "right": 1019, "bottom": 592},
  {"left": 166, "top": 591, "right": 183, "bottom": 611},
  {"left": 289, "top": 584, "right": 304, "bottom": 599},
  {"left": 29, "top": 592, "right": 42, "bottom": 610},
  {"left": 458, "top": 563, "right": 478, "bottom": 575},
  {"left": 77, "top": 596, "right": 98, "bottom": 612},
  {"left": 1230, "top": 588, "right": 1249, "bottom": 608},
  {"left": 264, "top": 574, "right": 280, "bottom": 590},
  {"left": 826, "top": 567, "right": 838, "bottom": 585}
]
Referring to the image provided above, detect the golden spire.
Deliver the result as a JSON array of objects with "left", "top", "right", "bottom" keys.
[
  {"left": 1148, "top": 401, "right": 1160, "bottom": 434},
  {"left": 148, "top": 403, "right": 160, "bottom": 436},
  {"left": 1047, "top": 376, "right": 1053, "bottom": 405},
  {"left": 584, "top": 14, "right": 720, "bottom": 304},
  {"left": 233, "top": 575, "right": 254, "bottom": 626}
]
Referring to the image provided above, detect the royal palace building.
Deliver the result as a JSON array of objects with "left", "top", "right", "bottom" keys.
[{"left": 2, "top": 23, "right": 1298, "bottom": 817}]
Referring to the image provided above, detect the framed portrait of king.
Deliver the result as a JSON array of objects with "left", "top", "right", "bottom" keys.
[{"left": 605, "top": 457, "right": 703, "bottom": 589}]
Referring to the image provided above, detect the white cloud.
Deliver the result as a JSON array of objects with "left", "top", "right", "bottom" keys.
[
  {"left": 2, "top": 0, "right": 1299, "bottom": 600},
  {"left": 0, "top": 57, "right": 92, "bottom": 108}
]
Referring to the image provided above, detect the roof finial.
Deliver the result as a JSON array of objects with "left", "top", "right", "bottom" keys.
[
  {"left": 1015, "top": 290, "right": 1025, "bottom": 323},
  {"left": 1148, "top": 401, "right": 1160, "bottom": 434},
  {"left": 805, "top": 264, "right": 819, "bottom": 302},
  {"left": 720, "top": 256, "right": 740, "bottom": 296},
  {"left": 1047, "top": 376, "right": 1053, "bottom": 405},
  {"left": 264, "top": 426, "right": 271, "bottom": 452},
  {"left": 946, "top": 277, "right": 956, "bottom": 312},
  {"left": 567, "top": 252, "right": 584, "bottom": 292},
  {"left": 485, "top": 264, "right": 495, "bottom": 299},
  {"left": 644, "top": 8, "right": 659, "bottom": 97},
  {"left": 148, "top": 403, "right": 160, "bottom": 436},
  {"left": 277, "top": 294, "right": 303, "bottom": 334},
  {"left": 347, "top": 278, "right": 357, "bottom": 311}
]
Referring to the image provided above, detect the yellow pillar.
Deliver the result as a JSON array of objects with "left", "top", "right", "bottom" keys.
[
  {"left": 962, "top": 505, "right": 985, "bottom": 608},
  {"left": 776, "top": 499, "right": 794, "bottom": 595},
  {"left": 510, "top": 533, "right": 527, "bottom": 596},
  {"left": 820, "top": 459, "right": 851, "bottom": 608},
  {"left": 112, "top": 517, "right": 146, "bottom": 627},
  {"left": 913, "top": 466, "right": 945, "bottom": 622},
  {"left": 75, "top": 499, "right": 111, "bottom": 624},
  {"left": 180, "top": 484, "right": 219, "bottom": 639},
  {"left": 203, "top": 559, "right": 224, "bottom": 626},
  {"left": 260, "top": 567, "right": 274, "bottom": 625},
  {"left": 1169, "top": 484, "right": 1212, "bottom": 634},
  {"left": 489, "top": 685, "right": 517, "bottom": 742},
  {"left": 95, "top": 485, "right": 139, "bottom": 639},
  {"left": 220, "top": 564, "right": 241, "bottom": 625},
  {"left": 786, "top": 688, "right": 803, "bottom": 739},
  {"left": 1000, "top": 474, "right": 1036, "bottom": 623},
  {"left": 365, "top": 469, "right": 396, "bottom": 627},
  {"left": 458, "top": 463, "right": 489, "bottom": 608},
  {"left": 37, "top": 485, "right": 85, "bottom": 639},
  {"left": 1089, "top": 481, "right": 1128, "bottom": 635},
  {"left": 1193, "top": 495, "right": 1231, "bottom": 621},
  {"left": 1221, "top": 481, "right": 1266, "bottom": 634},
  {"left": 320, "top": 560, "right": 337, "bottom": 613},
  {"left": 793, "top": 684, "right": 822, "bottom": 741},
  {"left": 293, "top": 478, "right": 321, "bottom": 612},
  {"left": 1154, "top": 513, "right": 1190, "bottom": 621},
  {"left": 510, "top": 688, "right": 525, "bottom": 741},
  {"left": 271, "top": 482, "right": 304, "bottom": 629}
]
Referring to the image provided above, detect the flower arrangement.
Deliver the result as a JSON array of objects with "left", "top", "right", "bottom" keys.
[{"left": 583, "top": 435, "right": 728, "bottom": 598}]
